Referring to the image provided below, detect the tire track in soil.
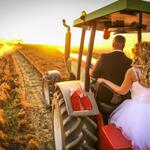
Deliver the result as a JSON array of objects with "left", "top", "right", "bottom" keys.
[{"left": 12, "top": 51, "right": 54, "bottom": 150}]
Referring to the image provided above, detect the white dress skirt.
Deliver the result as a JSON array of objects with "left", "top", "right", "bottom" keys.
[{"left": 109, "top": 80, "right": 150, "bottom": 150}]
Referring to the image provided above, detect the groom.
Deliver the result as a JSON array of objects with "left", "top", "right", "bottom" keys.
[{"left": 90, "top": 35, "right": 132, "bottom": 123}]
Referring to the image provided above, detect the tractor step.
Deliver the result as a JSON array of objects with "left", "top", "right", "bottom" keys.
[{"left": 100, "top": 124, "right": 132, "bottom": 150}]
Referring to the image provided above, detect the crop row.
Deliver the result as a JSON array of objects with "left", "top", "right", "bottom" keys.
[{"left": 0, "top": 54, "right": 40, "bottom": 150}]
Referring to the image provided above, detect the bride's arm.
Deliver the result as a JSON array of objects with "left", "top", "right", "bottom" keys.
[{"left": 98, "top": 68, "right": 134, "bottom": 95}]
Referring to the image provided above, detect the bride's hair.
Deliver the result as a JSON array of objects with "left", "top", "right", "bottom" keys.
[{"left": 132, "top": 42, "right": 150, "bottom": 87}]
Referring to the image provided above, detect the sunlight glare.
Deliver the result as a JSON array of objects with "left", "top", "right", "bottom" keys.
[{"left": 0, "top": 43, "right": 15, "bottom": 56}]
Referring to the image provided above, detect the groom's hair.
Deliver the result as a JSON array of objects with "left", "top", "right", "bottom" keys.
[{"left": 113, "top": 35, "right": 126, "bottom": 50}]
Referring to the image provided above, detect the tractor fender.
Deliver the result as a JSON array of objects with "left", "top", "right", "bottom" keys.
[{"left": 56, "top": 80, "right": 99, "bottom": 116}]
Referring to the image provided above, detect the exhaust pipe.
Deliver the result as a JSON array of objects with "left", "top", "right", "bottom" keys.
[{"left": 62, "top": 19, "right": 71, "bottom": 63}]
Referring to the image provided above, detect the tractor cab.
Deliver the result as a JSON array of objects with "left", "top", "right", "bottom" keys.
[
  {"left": 43, "top": 0, "right": 150, "bottom": 149},
  {"left": 72, "top": 0, "right": 150, "bottom": 90}
]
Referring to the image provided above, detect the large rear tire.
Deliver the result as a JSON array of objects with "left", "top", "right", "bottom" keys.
[{"left": 52, "top": 87, "right": 98, "bottom": 150}]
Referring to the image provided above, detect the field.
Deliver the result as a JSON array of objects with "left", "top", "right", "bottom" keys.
[
  {"left": 18, "top": 44, "right": 69, "bottom": 79},
  {"left": 0, "top": 44, "right": 69, "bottom": 150}
]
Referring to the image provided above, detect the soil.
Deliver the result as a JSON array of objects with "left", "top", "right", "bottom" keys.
[
  {"left": 12, "top": 51, "right": 54, "bottom": 150},
  {"left": 17, "top": 44, "right": 68, "bottom": 79},
  {"left": 0, "top": 44, "right": 67, "bottom": 150}
]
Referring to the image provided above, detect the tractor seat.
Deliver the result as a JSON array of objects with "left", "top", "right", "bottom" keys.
[
  {"left": 98, "top": 92, "right": 123, "bottom": 114},
  {"left": 95, "top": 83, "right": 123, "bottom": 114},
  {"left": 100, "top": 124, "right": 132, "bottom": 150},
  {"left": 98, "top": 101, "right": 116, "bottom": 113}
]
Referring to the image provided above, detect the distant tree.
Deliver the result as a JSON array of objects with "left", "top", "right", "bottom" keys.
[{"left": 17, "top": 39, "right": 24, "bottom": 44}]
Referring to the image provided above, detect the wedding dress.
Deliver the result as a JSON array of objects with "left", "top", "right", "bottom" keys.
[{"left": 109, "top": 67, "right": 150, "bottom": 150}]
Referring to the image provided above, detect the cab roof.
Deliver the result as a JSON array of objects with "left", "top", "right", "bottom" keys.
[{"left": 73, "top": 0, "right": 150, "bottom": 32}]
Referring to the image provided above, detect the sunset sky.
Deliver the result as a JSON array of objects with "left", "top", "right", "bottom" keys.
[
  {"left": 0, "top": 0, "right": 150, "bottom": 57},
  {"left": 0, "top": 0, "right": 116, "bottom": 45}
]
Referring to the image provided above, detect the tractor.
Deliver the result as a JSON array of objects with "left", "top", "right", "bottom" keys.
[{"left": 42, "top": 0, "right": 150, "bottom": 149}]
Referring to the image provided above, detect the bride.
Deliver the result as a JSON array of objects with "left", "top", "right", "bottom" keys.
[{"left": 98, "top": 42, "right": 150, "bottom": 150}]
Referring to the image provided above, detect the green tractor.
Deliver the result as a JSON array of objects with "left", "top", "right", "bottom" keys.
[{"left": 42, "top": 0, "right": 150, "bottom": 149}]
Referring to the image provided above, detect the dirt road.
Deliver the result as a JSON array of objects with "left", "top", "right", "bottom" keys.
[{"left": 12, "top": 51, "right": 54, "bottom": 150}]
